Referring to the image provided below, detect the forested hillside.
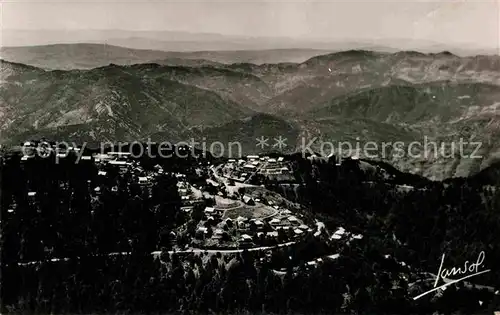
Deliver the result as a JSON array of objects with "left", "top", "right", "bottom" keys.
[{"left": 1, "top": 148, "right": 499, "bottom": 314}]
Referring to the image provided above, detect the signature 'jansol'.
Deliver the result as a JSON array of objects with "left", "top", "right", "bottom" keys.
[
  {"left": 435, "top": 250, "right": 486, "bottom": 286},
  {"left": 413, "top": 251, "right": 491, "bottom": 300}
]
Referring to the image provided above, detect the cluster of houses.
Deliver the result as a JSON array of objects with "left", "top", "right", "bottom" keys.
[
  {"left": 177, "top": 174, "right": 209, "bottom": 214},
  {"left": 20, "top": 141, "right": 168, "bottom": 198},
  {"left": 90, "top": 152, "right": 160, "bottom": 196},
  {"left": 269, "top": 225, "right": 365, "bottom": 272},
  {"left": 330, "top": 226, "right": 364, "bottom": 243},
  {"left": 176, "top": 174, "right": 191, "bottom": 202},
  {"left": 20, "top": 141, "right": 83, "bottom": 162},
  {"left": 17, "top": 142, "right": 310, "bottom": 250},
  {"left": 194, "top": 201, "right": 313, "bottom": 248},
  {"left": 257, "top": 157, "right": 291, "bottom": 176},
  {"left": 222, "top": 155, "right": 291, "bottom": 183}
]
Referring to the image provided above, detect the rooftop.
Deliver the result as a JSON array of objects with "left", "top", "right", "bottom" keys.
[
  {"left": 327, "top": 254, "right": 340, "bottom": 260},
  {"left": 240, "top": 234, "right": 253, "bottom": 241},
  {"left": 204, "top": 207, "right": 215, "bottom": 213},
  {"left": 108, "top": 151, "right": 132, "bottom": 156},
  {"left": 109, "top": 160, "right": 127, "bottom": 166}
]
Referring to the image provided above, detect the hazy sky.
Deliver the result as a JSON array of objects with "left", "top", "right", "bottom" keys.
[{"left": 2, "top": 0, "right": 499, "bottom": 48}]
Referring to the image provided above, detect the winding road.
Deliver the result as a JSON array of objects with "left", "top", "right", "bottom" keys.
[{"left": 11, "top": 242, "right": 297, "bottom": 267}]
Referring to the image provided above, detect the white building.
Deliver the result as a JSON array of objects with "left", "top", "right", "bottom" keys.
[
  {"left": 197, "top": 226, "right": 208, "bottom": 234},
  {"left": 243, "top": 195, "right": 255, "bottom": 205},
  {"left": 109, "top": 160, "right": 128, "bottom": 166},
  {"left": 254, "top": 220, "right": 264, "bottom": 229},
  {"left": 240, "top": 234, "right": 253, "bottom": 241},
  {"left": 269, "top": 218, "right": 281, "bottom": 225},
  {"left": 334, "top": 227, "right": 346, "bottom": 236},
  {"left": 93, "top": 153, "right": 113, "bottom": 161},
  {"left": 108, "top": 151, "right": 132, "bottom": 157},
  {"left": 204, "top": 207, "right": 215, "bottom": 214},
  {"left": 351, "top": 234, "right": 364, "bottom": 240},
  {"left": 327, "top": 254, "right": 340, "bottom": 260},
  {"left": 181, "top": 206, "right": 193, "bottom": 213},
  {"left": 236, "top": 216, "right": 248, "bottom": 222},
  {"left": 267, "top": 231, "right": 279, "bottom": 238},
  {"left": 294, "top": 228, "right": 304, "bottom": 235}
]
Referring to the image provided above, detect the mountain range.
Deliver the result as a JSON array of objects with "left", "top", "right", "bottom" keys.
[
  {"left": 0, "top": 44, "right": 332, "bottom": 69},
  {"left": 4, "top": 30, "right": 497, "bottom": 56},
  {"left": 1, "top": 44, "right": 500, "bottom": 180}
]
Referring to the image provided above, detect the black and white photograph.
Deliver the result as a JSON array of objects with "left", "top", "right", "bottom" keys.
[{"left": 1, "top": 0, "right": 500, "bottom": 314}]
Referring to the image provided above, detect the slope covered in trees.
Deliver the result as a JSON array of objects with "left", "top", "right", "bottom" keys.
[{"left": 1, "top": 149, "right": 499, "bottom": 314}]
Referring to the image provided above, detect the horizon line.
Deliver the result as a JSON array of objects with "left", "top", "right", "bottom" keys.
[
  {"left": 2, "top": 29, "right": 498, "bottom": 49},
  {"left": 1, "top": 43, "right": 499, "bottom": 57}
]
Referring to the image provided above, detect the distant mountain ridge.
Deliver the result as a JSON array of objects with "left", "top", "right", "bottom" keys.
[
  {"left": 3, "top": 29, "right": 498, "bottom": 56},
  {"left": 0, "top": 44, "right": 333, "bottom": 69},
  {"left": 2, "top": 42, "right": 499, "bottom": 71}
]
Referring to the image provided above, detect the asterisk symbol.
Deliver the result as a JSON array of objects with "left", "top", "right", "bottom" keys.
[
  {"left": 273, "top": 136, "right": 287, "bottom": 150},
  {"left": 255, "top": 136, "right": 269, "bottom": 149}
]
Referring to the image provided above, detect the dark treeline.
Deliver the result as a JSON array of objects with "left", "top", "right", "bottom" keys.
[
  {"left": 2, "top": 241, "right": 415, "bottom": 314},
  {"left": 267, "top": 155, "right": 500, "bottom": 311},
  {"left": 1, "top": 149, "right": 499, "bottom": 314},
  {"left": 2, "top": 151, "right": 185, "bottom": 263}
]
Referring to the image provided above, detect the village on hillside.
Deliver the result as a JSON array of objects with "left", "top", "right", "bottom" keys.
[{"left": 10, "top": 141, "right": 367, "bottom": 270}]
